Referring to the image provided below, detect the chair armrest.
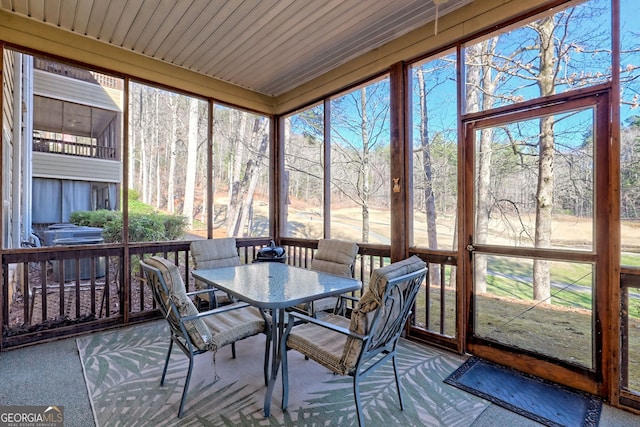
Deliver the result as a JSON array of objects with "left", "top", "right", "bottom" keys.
[
  {"left": 186, "top": 288, "right": 222, "bottom": 298},
  {"left": 182, "top": 301, "right": 251, "bottom": 322},
  {"left": 287, "top": 311, "right": 366, "bottom": 340}
]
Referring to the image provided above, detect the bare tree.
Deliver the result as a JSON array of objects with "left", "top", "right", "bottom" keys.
[
  {"left": 530, "top": 16, "right": 556, "bottom": 301},
  {"left": 416, "top": 68, "right": 438, "bottom": 251},
  {"left": 331, "top": 81, "right": 390, "bottom": 243},
  {"left": 415, "top": 66, "right": 442, "bottom": 285},
  {"left": 167, "top": 96, "right": 177, "bottom": 213},
  {"left": 237, "top": 118, "right": 269, "bottom": 236},
  {"left": 466, "top": 40, "right": 498, "bottom": 294},
  {"left": 226, "top": 110, "right": 248, "bottom": 236},
  {"left": 182, "top": 97, "right": 199, "bottom": 229}
]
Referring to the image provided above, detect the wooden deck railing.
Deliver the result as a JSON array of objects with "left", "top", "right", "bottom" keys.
[
  {"left": 619, "top": 267, "right": 640, "bottom": 407},
  {"left": 0, "top": 238, "right": 272, "bottom": 349},
  {"left": 1, "top": 237, "right": 458, "bottom": 352},
  {"left": 6, "top": 237, "right": 640, "bottom": 403}
]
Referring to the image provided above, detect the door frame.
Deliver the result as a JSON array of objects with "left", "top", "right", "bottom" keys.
[{"left": 459, "top": 84, "right": 613, "bottom": 397}]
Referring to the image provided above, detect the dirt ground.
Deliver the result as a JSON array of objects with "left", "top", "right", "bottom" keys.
[{"left": 5, "top": 259, "right": 156, "bottom": 331}]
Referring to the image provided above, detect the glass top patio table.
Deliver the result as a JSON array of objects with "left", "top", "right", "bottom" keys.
[
  {"left": 191, "top": 262, "right": 361, "bottom": 309},
  {"left": 191, "top": 262, "right": 361, "bottom": 417}
]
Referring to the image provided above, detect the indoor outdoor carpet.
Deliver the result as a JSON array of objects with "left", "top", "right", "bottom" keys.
[
  {"left": 444, "top": 356, "right": 602, "bottom": 427},
  {"left": 77, "top": 321, "right": 488, "bottom": 426}
]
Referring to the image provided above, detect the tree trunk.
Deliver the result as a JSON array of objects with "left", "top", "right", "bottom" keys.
[
  {"left": 532, "top": 16, "right": 556, "bottom": 302},
  {"left": 416, "top": 67, "right": 440, "bottom": 283},
  {"left": 140, "top": 89, "right": 149, "bottom": 204},
  {"left": 226, "top": 111, "right": 248, "bottom": 236},
  {"left": 466, "top": 41, "right": 496, "bottom": 294},
  {"left": 167, "top": 96, "right": 177, "bottom": 213},
  {"left": 153, "top": 91, "right": 160, "bottom": 208},
  {"left": 182, "top": 98, "right": 198, "bottom": 229},
  {"left": 360, "top": 88, "right": 370, "bottom": 243},
  {"left": 237, "top": 118, "right": 269, "bottom": 236}
]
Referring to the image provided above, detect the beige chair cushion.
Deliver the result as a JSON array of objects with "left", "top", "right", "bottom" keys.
[
  {"left": 342, "top": 255, "right": 426, "bottom": 370},
  {"left": 286, "top": 314, "right": 351, "bottom": 375},
  {"left": 190, "top": 238, "right": 241, "bottom": 271},
  {"left": 299, "top": 239, "right": 359, "bottom": 314},
  {"left": 190, "top": 238, "right": 240, "bottom": 305},
  {"left": 202, "top": 306, "right": 266, "bottom": 349},
  {"left": 310, "top": 239, "right": 359, "bottom": 277},
  {"left": 287, "top": 256, "right": 426, "bottom": 376},
  {"left": 145, "top": 256, "right": 213, "bottom": 351},
  {"left": 146, "top": 255, "right": 266, "bottom": 352}
]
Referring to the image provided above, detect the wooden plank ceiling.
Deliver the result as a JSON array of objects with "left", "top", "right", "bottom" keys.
[{"left": 1, "top": 0, "right": 472, "bottom": 96}]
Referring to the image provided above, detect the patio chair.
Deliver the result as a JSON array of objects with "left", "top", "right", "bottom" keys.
[
  {"left": 190, "top": 238, "right": 239, "bottom": 309},
  {"left": 281, "top": 255, "right": 427, "bottom": 427},
  {"left": 140, "top": 256, "right": 270, "bottom": 418},
  {"left": 299, "top": 239, "right": 359, "bottom": 316}
]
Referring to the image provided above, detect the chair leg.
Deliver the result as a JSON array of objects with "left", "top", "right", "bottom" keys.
[
  {"left": 263, "top": 333, "right": 271, "bottom": 386},
  {"left": 161, "top": 338, "right": 174, "bottom": 386},
  {"left": 231, "top": 342, "right": 236, "bottom": 359},
  {"left": 392, "top": 353, "right": 405, "bottom": 410},
  {"left": 208, "top": 289, "right": 218, "bottom": 309},
  {"left": 281, "top": 335, "right": 289, "bottom": 410},
  {"left": 178, "top": 352, "right": 196, "bottom": 418},
  {"left": 353, "top": 374, "right": 364, "bottom": 427}
]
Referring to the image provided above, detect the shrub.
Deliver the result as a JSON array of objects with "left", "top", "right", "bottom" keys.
[
  {"left": 160, "top": 214, "right": 189, "bottom": 241},
  {"left": 70, "top": 210, "right": 120, "bottom": 228},
  {"left": 69, "top": 209, "right": 187, "bottom": 243}
]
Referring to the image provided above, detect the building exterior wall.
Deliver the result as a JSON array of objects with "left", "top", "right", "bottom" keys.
[
  {"left": 34, "top": 69, "right": 122, "bottom": 111},
  {"left": 32, "top": 152, "right": 121, "bottom": 183},
  {"left": 2, "top": 49, "right": 14, "bottom": 248}
]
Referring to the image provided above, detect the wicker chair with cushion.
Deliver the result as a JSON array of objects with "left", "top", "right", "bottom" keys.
[
  {"left": 281, "top": 256, "right": 427, "bottom": 427},
  {"left": 190, "top": 238, "right": 240, "bottom": 309},
  {"left": 301, "top": 239, "right": 359, "bottom": 316},
  {"left": 140, "top": 255, "right": 270, "bottom": 418}
]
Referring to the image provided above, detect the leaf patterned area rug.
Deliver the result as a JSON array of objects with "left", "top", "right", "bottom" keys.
[{"left": 77, "top": 321, "right": 488, "bottom": 426}]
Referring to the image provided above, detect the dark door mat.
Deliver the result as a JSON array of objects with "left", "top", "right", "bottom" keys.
[{"left": 444, "top": 356, "right": 602, "bottom": 427}]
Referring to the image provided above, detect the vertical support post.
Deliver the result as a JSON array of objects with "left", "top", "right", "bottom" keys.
[{"left": 389, "top": 62, "right": 409, "bottom": 263}]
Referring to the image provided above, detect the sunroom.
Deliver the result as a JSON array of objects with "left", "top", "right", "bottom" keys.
[{"left": 1, "top": 0, "right": 640, "bottom": 425}]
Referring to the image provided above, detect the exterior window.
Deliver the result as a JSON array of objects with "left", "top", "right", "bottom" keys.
[
  {"left": 463, "top": 0, "right": 611, "bottom": 113},
  {"left": 410, "top": 51, "right": 458, "bottom": 251},
  {"left": 212, "top": 105, "right": 271, "bottom": 238},
  {"left": 3, "top": 51, "right": 123, "bottom": 248},
  {"left": 128, "top": 82, "right": 207, "bottom": 242},
  {"left": 620, "top": 0, "right": 640, "bottom": 265},
  {"left": 283, "top": 104, "right": 325, "bottom": 239},
  {"left": 619, "top": 0, "right": 640, "bottom": 393},
  {"left": 329, "top": 77, "right": 391, "bottom": 243}
]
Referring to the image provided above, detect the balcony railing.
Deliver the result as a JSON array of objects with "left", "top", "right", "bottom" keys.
[
  {"left": 33, "top": 136, "right": 117, "bottom": 160},
  {"left": 34, "top": 57, "right": 123, "bottom": 90}
]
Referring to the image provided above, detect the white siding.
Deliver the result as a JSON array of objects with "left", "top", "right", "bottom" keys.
[
  {"left": 33, "top": 152, "right": 121, "bottom": 183},
  {"left": 33, "top": 69, "right": 122, "bottom": 111},
  {"left": 2, "top": 49, "right": 15, "bottom": 248}
]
